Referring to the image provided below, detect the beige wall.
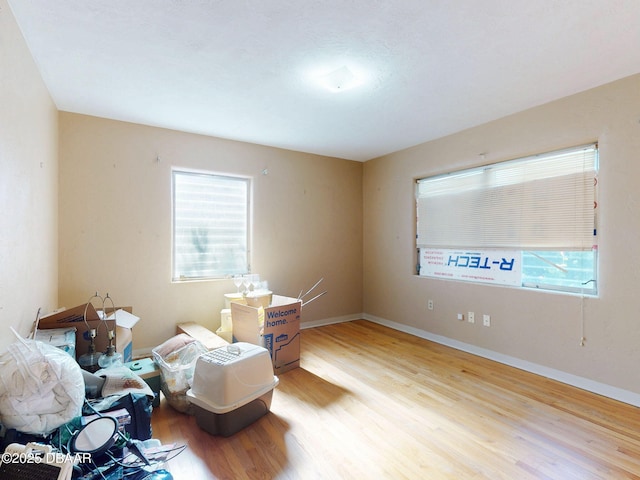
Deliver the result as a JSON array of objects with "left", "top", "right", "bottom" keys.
[
  {"left": 4, "top": 0, "right": 639, "bottom": 402},
  {"left": 363, "top": 74, "right": 640, "bottom": 398},
  {"left": 0, "top": 1, "right": 58, "bottom": 350},
  {"left": 58, "top": 113, "right": 363, "bottom": 352}
]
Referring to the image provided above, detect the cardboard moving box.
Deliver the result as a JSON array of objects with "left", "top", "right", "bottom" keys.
[
  {"left": 231, "top": 295, "right": 301, "bottom": 374},
  {"left": 98, "top": 306, "right": 140, "bottom": 363},
  {"left": 39, "top": 304, "right": 139, "bottom": 364},
  {"left": 38, "top": 303, "right": 115, "bottom": 362}
]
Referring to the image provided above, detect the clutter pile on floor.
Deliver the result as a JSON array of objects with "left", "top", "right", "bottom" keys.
[
  {"left": 0, "top": 281, "right": 324, "bottom": 479},
  {"left": 0, "top": 329, "right": 183, "bottom": 480}
]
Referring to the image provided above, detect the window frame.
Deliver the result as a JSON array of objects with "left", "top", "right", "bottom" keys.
[
  {"left": 415, "top": 144, "right": 598, "bottom": 296},
  {"left": 171, "top": 168, "right": 251, "bottom": 282}
]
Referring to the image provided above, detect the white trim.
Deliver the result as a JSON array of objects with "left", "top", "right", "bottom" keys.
[
  {"left": 362, "top": 313, "right": 640, "bottom": 408},
  {"left": 300, "top": 313, "right": 360, "bottom": 329},
  {"left": 132, "top": 347, "right": 153, "bottom": 359},
  {"left": 136, "top": 313, "right": 640, "bottom": 408}
]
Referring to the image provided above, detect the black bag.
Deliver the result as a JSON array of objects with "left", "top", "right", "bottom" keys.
[{"left": 84, "top": 392, "right": 153, "bottom": 440}]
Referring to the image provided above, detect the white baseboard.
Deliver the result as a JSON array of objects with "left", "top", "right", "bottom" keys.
[
  {"left": 132, "top": 347, "right": 153, "bottom": 359},
  {"left": 134, "top": 313, "right": 640, "bottom": 407},
  {"left": 300, "top": 313, "right": 361, "bottom": 330},
  {"left": 362, "top": 313, "right": 640, "bottom": 408}
]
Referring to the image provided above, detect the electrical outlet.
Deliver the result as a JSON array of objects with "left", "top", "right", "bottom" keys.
[
  {"left": 483, "top": 314, "right": 491, "bottom": 327},
  {"left": 468, "top": 311, "right": 475, "bottom": 323},
  {"left": 428, "top": 300, "right": 434, "bottom": 310}
]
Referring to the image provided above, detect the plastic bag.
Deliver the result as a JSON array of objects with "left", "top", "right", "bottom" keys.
[
  {"left": 152, "top": 336, "right": 207, "bottom": 413},
  {"left": 0, "top": 336, "right": 85, "bottom": 434}
]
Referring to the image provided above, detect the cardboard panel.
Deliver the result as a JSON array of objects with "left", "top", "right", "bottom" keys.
[{"left": 177, "top": 322, "right": 229, "bottom": 350}]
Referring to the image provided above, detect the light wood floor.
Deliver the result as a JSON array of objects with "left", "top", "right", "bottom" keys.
[{"left": 152, "top": 320, "right": 640, "bottom": 479}]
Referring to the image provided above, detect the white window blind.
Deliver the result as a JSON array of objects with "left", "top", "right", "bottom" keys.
[
  {"left": 172, "top": 170, "right": 249, "bottom": 280},
  {"left": 416, "top": 144, "right": 598, "bottom": 250}
]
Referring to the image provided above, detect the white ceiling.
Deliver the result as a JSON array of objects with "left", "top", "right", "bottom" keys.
[{"left": 7, "top": 1, "right": 640, "bottom": 161}]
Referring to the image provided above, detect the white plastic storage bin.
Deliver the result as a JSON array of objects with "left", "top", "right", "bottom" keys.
[{"left": 186, "top": 342, "right": 278, "bottom": 436}]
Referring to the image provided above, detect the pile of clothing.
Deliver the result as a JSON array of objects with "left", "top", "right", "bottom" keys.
[{"left": 0, "top": 337, "right": 84, "bottom": 435}]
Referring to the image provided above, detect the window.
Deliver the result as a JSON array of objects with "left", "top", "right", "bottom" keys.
[
  {"left": 172, "top": 170, "right": 250, "bottom": 281},
  {"left": 416, "top": 144, "right": 598, "bottom": 295}
]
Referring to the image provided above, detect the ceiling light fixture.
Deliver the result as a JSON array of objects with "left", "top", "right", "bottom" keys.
[{"left": 317, "top": 65, "right": 362, "bottom": 93}]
